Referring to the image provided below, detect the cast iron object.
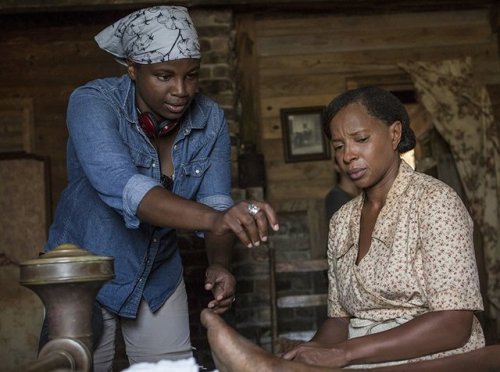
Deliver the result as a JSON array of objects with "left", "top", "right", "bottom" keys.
[{"left": 19, "top": 243, "right": 114, "bottom": 371}]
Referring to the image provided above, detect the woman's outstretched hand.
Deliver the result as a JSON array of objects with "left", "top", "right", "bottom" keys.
[{"left": 214, "top": 200, "right": 279, "bottom": 248}]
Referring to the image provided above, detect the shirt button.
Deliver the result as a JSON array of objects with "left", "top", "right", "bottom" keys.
[
  {"left": 153, "top": 238, "right": 158, "bottom": 243},
  {"left": 195, "top": 169, "right": 200, "bottom": 175},
  {"left": 152, "top": 163, "right": 156, "bottom": 168},
  {"left": 184, "top": 129, "right": 189, "bottom": 135},
  {"left": 173, "top": 145, "right": 177, "bottom": 150}
]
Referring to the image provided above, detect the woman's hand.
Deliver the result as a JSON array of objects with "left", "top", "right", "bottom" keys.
[
  {"left": 137, "top": 189, "right": 279, "bottom": 247},
  {"left": 205, "top": 264, "right": 237, "bottom": 314},
  {"left": 282, "top": 341, "right": 349, "bottom": 368},
  {"left": 214, "top": 200, "right": 279, "bottom": 248}
]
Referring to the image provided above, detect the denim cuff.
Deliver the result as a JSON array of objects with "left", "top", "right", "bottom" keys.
[
  {"left": 123, "top": 174, "right": 160, "bottom": 228},
  {"left": 195, "top": 194, "right": 234, "bottom": 238},
  {"left": 198, "top": 194, "right": 234, "bottom": 211}
]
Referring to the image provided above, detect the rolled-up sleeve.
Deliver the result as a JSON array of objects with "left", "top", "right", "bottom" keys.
[
  {"left": 122, "top": 174, "right": 159, "bottom": 228},
  {"left": 198, "top": 194, "right": 233, "bottom": 211}
]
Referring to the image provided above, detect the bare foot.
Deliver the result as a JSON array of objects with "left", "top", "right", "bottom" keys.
[
  {"left": 200, "top": 309, "right": 332, "bottom": 372},
  {"left": 201, "top": 309, "right": 500, "bottom": 372}
]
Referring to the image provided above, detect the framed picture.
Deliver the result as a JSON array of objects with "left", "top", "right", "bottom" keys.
[{"left": 280, "top": 106, "right": 330, "bottom": 163}]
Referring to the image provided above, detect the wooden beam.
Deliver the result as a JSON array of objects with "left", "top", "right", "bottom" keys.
[
  {"left": 0, "top": 0, "right": 495, "bottom": 15},
  {"left": 277, "top": 294, "right": 327, "bottom": 308},
  {"left": 275, "top": 259, "right": 328, "bottom": 273}
]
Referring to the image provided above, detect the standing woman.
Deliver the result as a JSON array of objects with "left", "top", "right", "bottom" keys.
[
  {"left": 44, "top": 6, "right": 278, "bottom": 371},
  {"left": 283, "top": 86, "right": 484, "bottom": 368}
]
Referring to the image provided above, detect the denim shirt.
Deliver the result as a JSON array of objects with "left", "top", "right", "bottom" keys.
[{"left": 46, "top": 75, "right": 234, "bottom": 318}]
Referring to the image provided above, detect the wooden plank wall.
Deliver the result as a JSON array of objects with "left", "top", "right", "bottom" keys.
[
  {"left": 2, "top": 9, "right": 499, "bottom": 214},
  {"left": 1, "top": 14, "right": 125, "bottom": 211},
  {"left": 0, "top": 9, "right": 237, "bottom": 214},
  {"left": 238, "top": 9, "right": 500, "bottom": 208}
]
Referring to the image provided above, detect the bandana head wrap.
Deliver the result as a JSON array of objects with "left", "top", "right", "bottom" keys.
[{"left": 95, "top": 6, "right": 200, "bottom": 65}]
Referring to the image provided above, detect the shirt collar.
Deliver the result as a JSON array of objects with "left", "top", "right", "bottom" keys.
[
  {"left": 336, "top": 159, "right": 414, "bottom": 258},
  {"left": 124, "top": 76, "right": 137, "bottom": 123},
  {"left": 183, "top": 94, "right": 208, "bottom": 130},
  {"left": 371, "top": 159, "right": 413, "bottom": 248}
]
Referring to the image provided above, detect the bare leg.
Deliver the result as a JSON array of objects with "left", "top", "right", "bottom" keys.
[
  {"left": 201, "top": 309, "right": 500, "bottom": 372},
  {"left": 200, "top": 309, "right": 334, "bottom": 372}
]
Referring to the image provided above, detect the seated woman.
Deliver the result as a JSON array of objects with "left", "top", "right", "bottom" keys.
[{"left": 280, "top": 86, "right": 485, "bottom": 369}]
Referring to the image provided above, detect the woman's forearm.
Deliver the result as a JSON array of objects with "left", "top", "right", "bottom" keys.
[
  {"left": 137, "top": 186, "right": 219, "bottom": 231},
  {"left": 311, "top": 317, "right": 350, "bottom": 346},
  {"left": 342, "top": 310, "right": 473, "bottom": 365},
  {"left": 137, "top": 186, "right": 279, "bottom": 249},
  {"left": 205, "top": 231, "right": 235, "bottom": 269}
]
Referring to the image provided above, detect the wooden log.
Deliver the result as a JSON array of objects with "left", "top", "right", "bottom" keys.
[
  {"left": 256, "top": 22, "right": 491, "bottom": 57},
  {"left": 275, "top": 259, "right": 328, "bottom": 273},
  {"left": 260, "top": 94, "right": 334, "bottom": 119},
  {"left": 258, "top": 43, "right": 498, "bottom": 78},
  {"left": 277, "top": 294, "right": 328, "bottom": 308},
  {"left": 255, "top": 9, "right": 489, "bottom": 37}
]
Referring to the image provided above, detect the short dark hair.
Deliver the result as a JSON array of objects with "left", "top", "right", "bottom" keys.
[{"left": 322, "top": 86, "right": 416, "bottom": 153}]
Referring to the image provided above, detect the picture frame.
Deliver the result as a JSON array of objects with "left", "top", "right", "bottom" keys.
[{"left": 280, "top": 106, "right": 330, "bottom": 163}]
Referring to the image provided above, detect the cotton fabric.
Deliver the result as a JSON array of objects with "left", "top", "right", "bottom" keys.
[
  {"left": 328, "top": 160, "right": 484, "bottom": 368},
  {"left": 400, "top": 57, "right": 500, "bottom": 312},
  {"left": 93, "top": 281, "right": 192, "bottom": 371},
  {"left": 95, "top": 6, "right": 200, "bottom": 65}
]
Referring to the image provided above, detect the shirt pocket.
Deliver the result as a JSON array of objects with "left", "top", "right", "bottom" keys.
[
  {"left": 178, "top": 158, "right": 211, "bottom": 198},
  {"left": 130, "top": 149, "right": 154, "bottom": 175},
  {"left": 181, "top": 158, "right": 210, "bottom": 178}
]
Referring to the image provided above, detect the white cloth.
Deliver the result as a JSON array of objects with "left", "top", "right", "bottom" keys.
[
  {"left": 348, "top": 316, "right": 413, "bottom": 338},
  {"left": 345, "top": 317, "right": 412, "bottom": 369},
  {"left": 122, "top": 357, "right": 201, "bottom": 372},
  {"left": 95, "top": 6, "right": 200, "bottom": 65}
]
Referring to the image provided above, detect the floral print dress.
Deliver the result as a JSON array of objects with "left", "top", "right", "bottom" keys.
[{"left": 327, "top": 160, "right": 484, "bottom": 368}]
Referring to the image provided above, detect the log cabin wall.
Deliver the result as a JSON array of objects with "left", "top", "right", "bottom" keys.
[
  {"left": 237, "top": 9, "right": 500, "bottom": 208},
  {"left": 0, "top": 8, "right": 239, "bottom": 370},
  {"left": 232, "top": 10, "right": 500, "bottom": 354},
  {"left": 0, "top": 9, "right": 239, "bottom": 213},
  {"left": 1, "top": 2, "right": 500, "bottom": 369},
  {"left": 1, "top": 12, "right": 122, "bottom": 212},
  {"left": 232, "top": 7, "right": 500, "bottom": 353}
]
